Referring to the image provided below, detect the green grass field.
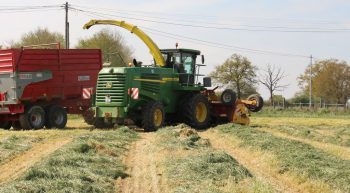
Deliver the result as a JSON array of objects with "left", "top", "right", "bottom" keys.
[{"left": 0, "top": 112, "right": 349, "bottom": 193}]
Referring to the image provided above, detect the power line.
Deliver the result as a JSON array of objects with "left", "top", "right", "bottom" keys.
[
  {"left": 70, "top": 4, "right": 345, "bottom": 26},
  {"left": 69, "top": 7, "right": 350, "bottom": 33},
  {"left": 71, "top": 7, "right": 309, "bottom": 59},
  {"left": 0, "top": 5, "right": 62, "bottom": 10},
  {"left": 0, "top": 8, "right": 62, "bottom": 13},
  {"left": 142, "top": 27, "right": 309, "bottom": 58},
  {"left": 71, "top": 4, "right": 350, "bottom": 32},
  {"left": 0, "top": 5, "right": 63, "bottom": 13}
]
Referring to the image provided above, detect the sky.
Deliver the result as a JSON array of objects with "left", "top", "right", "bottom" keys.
[{"left": 1, "top": 0, "right": 350, "bottom": 99}]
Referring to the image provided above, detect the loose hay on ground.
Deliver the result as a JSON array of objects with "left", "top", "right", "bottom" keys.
[
  {"left": 217, "top": 123, "right": 350, "bottom": 193},
  {"left": 156, "top": 127, "right": 275, "bottom": 193},
  {"left": 0, "top": 127, "right": 138, "bottom": 193},
  {"left": 0, "top": 135, "right": 43, "bottom": 164}
]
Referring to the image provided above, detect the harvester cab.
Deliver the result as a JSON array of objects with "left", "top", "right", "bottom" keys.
[
  {"left": 83, "top": 19, "right": 263, "bottom": 131},
  {"left": 161, "top": 49, "right": 206, "bottom": 86}
]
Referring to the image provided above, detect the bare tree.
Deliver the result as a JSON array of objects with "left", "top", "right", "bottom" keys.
[{"left": 259, "top": 64, "right": 288, "bottom": 105}]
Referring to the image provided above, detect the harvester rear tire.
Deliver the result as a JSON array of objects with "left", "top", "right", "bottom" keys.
[
  {"left": 142, "top": 101, "right": 165, "bottom": 132},
  {"left": 221, "top": 89, "right": 237, "bottom": 105},
  {"left": 246, "top": 94, "right": 264, "bottom": 112},
  {"left": 20, "top": 105, "right": 46, "bottom": 130},
  {"left": 45, "top": 105, "right": 67, "bottom": 129},
  {"left": 183, "top": 94, "right": 211, "bottom": 130},
  {"left": 0, "top": 121, "right": 12, "bottom": 130}
]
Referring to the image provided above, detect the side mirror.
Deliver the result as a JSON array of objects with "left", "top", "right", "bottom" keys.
[
  {"left": 203, "top": 77, "right": 211, "bottom": 87},
  {"left": 201, "top": 55, "right": 205, "bottom": 64},
  {"left": 133, "top": 59, "right": 142, "bottom": 67}
]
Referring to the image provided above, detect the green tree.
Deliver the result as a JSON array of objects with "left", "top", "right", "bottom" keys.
[
  {"left": 209, "top": 54, "right": 258, "bottom": 98},
  {"left": 76, "top": 28, "right": 132, "bottom": 67},
  {"left": 298, "top": 59, "right": 350, "bottom": 103},
  {"left": 12, "top": 28, "right": 64, "bottom": 48},
  {"left": 289, "top": 91, "right": 309, "bottom": 104}
]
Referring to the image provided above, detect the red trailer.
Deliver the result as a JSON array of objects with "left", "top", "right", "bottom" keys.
[{"left": 0, "top": 49, "right": 102, "bottom": 129}]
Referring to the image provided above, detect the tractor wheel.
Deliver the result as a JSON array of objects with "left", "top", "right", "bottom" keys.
[
  {"left": 221, "top": 89, "right": 237, "bottom": 105},
  {"left": 0, "top": 121, "right": 12, "bottom": 130},
  {"left": 104, "top": 120, "right": 114, "bottom": 128},
  {"left": 142, "top": 101, "right": 165, "bottom": 132},
  {"left": 20, "top": 105, "right": 46, "bottom": 130},
  {"left": 246, "top": 94, "right": 264, "bottom": 112},
  {"left": 183, "top": 94, "right": 211, "bottom": 130},
  {"left": 94, "top": 118, "right": 105, "bottom": 128},
  {"left": 45, "top": 105, "right": 67, "bottom": 129},
  {"left": 12, "top": 121, "right": 21, "bottom": 130}
]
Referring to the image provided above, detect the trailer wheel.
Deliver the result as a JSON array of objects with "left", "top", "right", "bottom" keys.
[
  {"left": 20, "top": 105, "right": 46, "bottom": 130},
  {"left": 142, "top": 101, "right": 165, "bottom": 132},
  {"left": 246, "top": 94, "right": 264, "bottom": 112},
  {"left": 0, "top": 121, "right": 12, "bottom": 130},
  {"left": 46, "top": 106, "right": 67, "bottom": 129},
  {"left": 183, "top": 94, "right": 211, "bottom": 130},
  {"left": 94, "top": 118, "right": 105, "bottom": 128},
  {"left": 12, "top": 121, "right": 21, "bottom": 130},
  {"left": 221, "top": 89, "right": 237, "bottom": 105}
]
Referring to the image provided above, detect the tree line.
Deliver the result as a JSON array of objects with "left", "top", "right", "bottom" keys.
[
  {"left": 2, "top": 27, "right": 132, "bottom": 67},
  {"left": 2, "top": 27, "right": 349, "bottom": 104},
  {"left": 211, "top": 55, "right": 350, "bottom": 104}
]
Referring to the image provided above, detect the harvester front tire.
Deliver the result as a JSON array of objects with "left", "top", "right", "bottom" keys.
[
  {"left": 82, "top": 108, "right": 95, "bottom": 125},
  {"left": 142, "top": 101, "right": 165, "bottom": 132},
  {"left": 20, "top": 105, "right": 46, "bottom": 130},
  {"left": 0, "top": 121, "right": 12, "bottom": 130},
  {"left": 94, "top": 118, "right": 105, "bottom": 128},
  {"left": 221, "top": 89, "right": 237, "bottom": 105},
  {"left": 246, "top": 94, "right": 264, "bottom": 112},
  {"left": 183, "top": 94, "right": 211, "bottom": 130},
  {"left": 45, "top": 105, "right": 67, "bottom": 129}
]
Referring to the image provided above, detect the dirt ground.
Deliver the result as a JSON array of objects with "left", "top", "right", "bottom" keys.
[
  {"left": 116, "top": 132, "right": 168, "bottom": 193},
  {"left": 0, "top": 136, "right": 72, "bottom": 185}
]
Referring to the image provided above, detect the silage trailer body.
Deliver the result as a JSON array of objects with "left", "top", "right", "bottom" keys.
[{"left": 0, "top": 49, "right": 102, "bottom": 129}]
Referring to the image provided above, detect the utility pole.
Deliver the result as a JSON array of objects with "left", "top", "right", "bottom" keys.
[
  {"left": 65, "top": 2, "right": 69, "bottom": 49},
  {"left": 309, "top": 55, "right": 313, "bottom": 108}
]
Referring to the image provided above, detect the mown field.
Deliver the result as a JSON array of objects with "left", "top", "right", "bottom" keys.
[{"left": 0, "top": 112, "right": 349, "bottom": 193}]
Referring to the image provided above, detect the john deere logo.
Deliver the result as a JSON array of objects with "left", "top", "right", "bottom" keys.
[{"left": 106, "top": 82, "right": 113, "bottom": 88}]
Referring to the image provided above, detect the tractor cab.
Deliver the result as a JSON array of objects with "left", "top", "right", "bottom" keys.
[{"left": 160, "top": 49, "right": 204, "bottom": 85}]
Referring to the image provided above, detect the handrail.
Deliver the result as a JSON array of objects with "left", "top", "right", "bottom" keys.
[{"left": 21, "top": 43, "right": 61, "bottom": 49}]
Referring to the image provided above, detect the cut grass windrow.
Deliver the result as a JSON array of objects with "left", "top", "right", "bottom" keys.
[
  {"left": 217, "top": 124, "right": 350, "bottom": 193},
  {"left": 0, "top": 128, "right": 138, "bottom": 193},
  {"left": 257, "top": 127, "right": 350, "bottom": 160},
  {"left": 156, "top": 127, "right": 276, "bottom": 193},
  {"left": 0, "top": 135, "right": 44, "bottom": 164},
  {"left": 256, "top": 124, "right": 350, "bottom": 147}
]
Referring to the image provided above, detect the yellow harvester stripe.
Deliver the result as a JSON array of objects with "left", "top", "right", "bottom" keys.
[{"left": 133, "top": 77, "right": 179, "bottom": 83}]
